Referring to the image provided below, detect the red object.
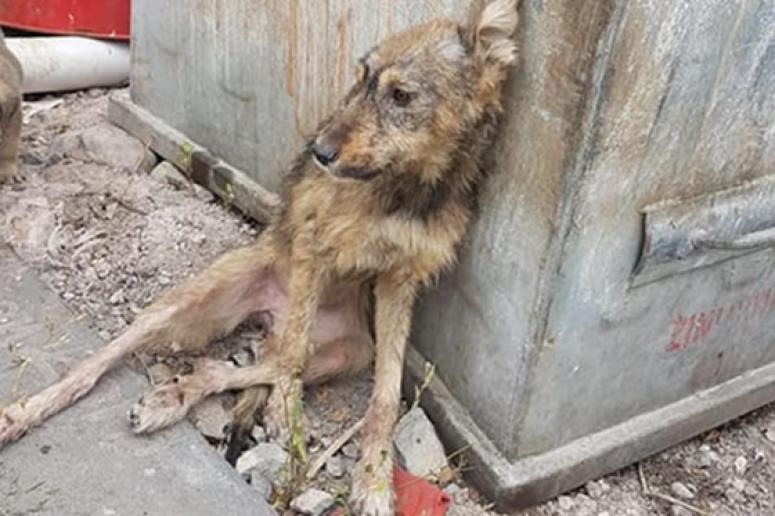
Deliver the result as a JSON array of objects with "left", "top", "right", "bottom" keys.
[
  {"left": 329, "top": 466, "right": 451, "bottom": 516},
  {"left": 0, "top": 0, "right": 130, "bottom": 40}
]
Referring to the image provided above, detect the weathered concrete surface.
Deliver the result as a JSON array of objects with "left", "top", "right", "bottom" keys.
[{"left": 0, "top": 245, "right": 274, "bottom": 516}]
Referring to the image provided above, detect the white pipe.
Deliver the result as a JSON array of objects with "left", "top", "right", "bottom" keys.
[{"left": 6, "top": 37, "right": 129, "bottom": 94}]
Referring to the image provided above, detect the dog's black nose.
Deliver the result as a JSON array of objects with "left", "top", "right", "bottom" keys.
[{"left": 311, "top": 141, "right": 339, "bottom": 166}]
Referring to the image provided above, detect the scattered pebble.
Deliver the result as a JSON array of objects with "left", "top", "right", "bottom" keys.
[
  {"left": 150, "top": 161, "right": 192, "bottom": 191},
  {"left": 734, "top": 455, "right": 748, "bottom": 475},
  {"left": 670, "top": 505, "right": 693, "bottom": 516},
  {"left": 557, "top": 495, "right": 574, "bottom": 511},
  {"left": 670, "top": 481, "right": 695, "bottom": 500},
  {"left": 341, "top": 442, "right": 360, "bottom": 460},
  {"left": 290, "top": 488, "right": 335, "bottom": 516},
  {"left": 393, "top": 407, "right": 448, "bottom": 478},
  {"left": 236, "top": 442, "right": 288, "bottom": 478},
  {"left": 585, "top": 479, "right": 609, "bottom": 499},
  {"left": 323, "top": 454, "right": 345, "bottom": 479}
]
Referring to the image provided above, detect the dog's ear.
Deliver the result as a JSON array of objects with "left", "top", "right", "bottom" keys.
[{"left": 468, "top": 0, "right": 519, "bottom": 67}]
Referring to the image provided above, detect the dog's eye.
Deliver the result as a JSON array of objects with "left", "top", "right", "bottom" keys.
[{"left": 391, "top": 87, "right": 411, "bottom": 106}]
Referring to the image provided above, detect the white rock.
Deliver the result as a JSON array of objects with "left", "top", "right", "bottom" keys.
[
  {"left": 670, "top": 481, "right": 695, "bottom": 500},
  {"left": 342, "top": 442, "right": 360, "bottom": 460},
  {"left": 236, "top": 442, "right": 288, "bottom": 478},
  {"left": 193, "top": 184, "right": 215, "bottom": 203},
  {"left": 557, "top": 495, "right": 574, "bottom": 511},
  {"left": 325, "top": 455, "right": 346, "bottom": 478},
  {"left": 734, "top": 456, "right": 748, "bottom": 475},
  {"left": 109, "top": 288, "right": 126, "bottom": 305},
  {"left": 766, "top": 424, "right": 775, "bottom": 443},
  {"left": 393, "top": 408, "right": 448, "bottom": 478},
  {"left": 290, "top": 488, "right": 335, "bottom": 516},
  {"left": 585, "top": 479, "right": 609, "bottom": 499},
  {"left": 189, "top": 397, "right": 232, "bottom": 441},
  {"left": 670, "top": 505, "right": 693, "bottom": 516}
]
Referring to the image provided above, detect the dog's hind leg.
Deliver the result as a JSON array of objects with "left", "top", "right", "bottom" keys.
[
  {"left": 0, "top": 232, "right": 281, "bottom": 448},
  {"left": 128, "top": 358, "right": 279, "bottom": 434},
  {"left": 128, "top": 333, "right": 373, "bottom": 436}
]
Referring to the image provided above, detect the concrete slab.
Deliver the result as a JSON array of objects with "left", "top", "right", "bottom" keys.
[{"left": 0, "top": 245, "right": 275, "bottom": 516}]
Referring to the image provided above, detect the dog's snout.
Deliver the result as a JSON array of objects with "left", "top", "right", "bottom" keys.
[{"left": 311, "top": 141, "right": 339, "bottom": 166}]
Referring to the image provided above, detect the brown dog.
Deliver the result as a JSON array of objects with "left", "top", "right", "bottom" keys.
[
  {"left": 0, "top": 29, "right": 22, "bottom": 183},
  {"left": 0, "top": 1, "right": 518, "bottom": 513}
]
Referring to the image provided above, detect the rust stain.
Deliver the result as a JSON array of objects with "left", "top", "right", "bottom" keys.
[
  {"left": 285, "top": 0, "right": 303, "bottom": 138},
  {"left": 336, "top": 11, "right": 347, "bottom": 94},
  {"left": 285, "top": 0, "right": 297, "bottom": 98}
]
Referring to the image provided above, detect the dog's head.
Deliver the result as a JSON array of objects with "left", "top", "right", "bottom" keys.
[{"left": 310, "top": 0, "right": 518, "bottom": 183}]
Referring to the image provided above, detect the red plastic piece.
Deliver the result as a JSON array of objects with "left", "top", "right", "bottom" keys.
[
  {"left": 0, "top": 0, "right": 130, "bottom": 40},
  {"left": 329, "top": 466, "right": 451, "bottom": 516}
]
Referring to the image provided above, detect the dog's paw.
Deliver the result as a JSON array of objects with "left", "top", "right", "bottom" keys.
[
  {"left": 128, "top": 379, "right": 191, "bottom": 434},
  {"left": 0, "top": 405, "right": 30, "bottom": 448},
  {"left": 349, "top": 466, "right": 394, "bottom": 516}
]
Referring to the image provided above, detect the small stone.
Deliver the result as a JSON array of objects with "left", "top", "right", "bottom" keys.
[
  {"left": 325, "top": 455, "right": 346, "bottom": 478},
  {"left": 670, "top": 505, "right": 693, "bottom": 516},
  {"left": 585, "top": 479, "right": 609, "bottom": 499},
  {"left": 765, "top": 424, "right": 775, "bottom": 443},
  {"left": 670, "top": 481, "right": 695, "bottom": 500},
  {"left": 734, "top": 456, "right": 748, "bottom": 475},
  {"left": 557, "top": 495, "right": 574, "bottom": 511},
  {"left": 151, "top": 161, "right": 192, "bottom": 190},
  {"left": 193, "top": 184, "right": 216, "bottom": 203},
  {"left": 598, "top": 512, "right": 611, "bottom": 516},
  {"left": 290, "top": 488, "right": 335, "bottom": 516},
  {"left": 393, "top": 408, "right": 448, "bottom": 478},
  {"left": 342, "top": 442, "right": 360, "bottom": 460},
  {"left": 251, "top": 425, "right": 267, "bottom": 443},
  {"left": 236, "top": 442, "right": 289, "bottom": 477},
  {"left": 189, "top": 397, "right": 232, "bottom": 441},
  {"left": 109, "top": 288, "right": 125, "bottom": 305}
]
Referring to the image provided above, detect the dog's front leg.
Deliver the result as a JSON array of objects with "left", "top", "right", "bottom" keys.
[
  {"left": 350, "top": 271, "right": 418, "bottom": 516},
  {"left": 263, "top": 236, "right": 324, "bottom": 454}
]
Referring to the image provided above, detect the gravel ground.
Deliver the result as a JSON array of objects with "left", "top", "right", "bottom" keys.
[{"left": 2, "top": 89, "right": 775, "bottom": 515}]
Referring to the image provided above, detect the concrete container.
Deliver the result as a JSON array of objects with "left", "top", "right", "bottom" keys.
[{"left": 117, "top": 0, "right": 775, "bottom": 509}]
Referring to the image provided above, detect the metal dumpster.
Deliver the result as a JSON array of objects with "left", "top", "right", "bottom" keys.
[{"left": 115, "top": 0, "right": 775, "bottom": 510}]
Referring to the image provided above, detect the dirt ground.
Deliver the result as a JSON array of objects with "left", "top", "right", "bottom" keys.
[{"left": 2, "top": 89, "right": 775, "bottom": 515}]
